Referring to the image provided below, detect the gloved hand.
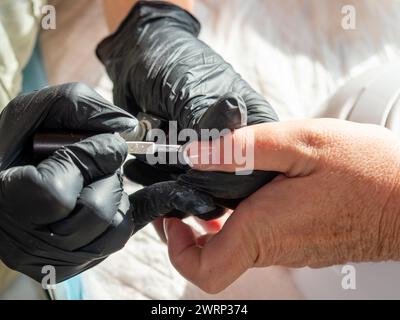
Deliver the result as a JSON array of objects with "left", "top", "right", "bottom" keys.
[
  {"left": 97, "top": 1, "right": 279, "bottom": 225},
  {"left": 0, "top": 83, "right": 137, "bottom": 283}
]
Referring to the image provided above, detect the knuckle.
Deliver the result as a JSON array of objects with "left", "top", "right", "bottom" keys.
[
  {"left": 243, "top": 201, "right": 279, "bottom": 266},
  {"left": 55, "top": 82, "right": 95, "bottom": 115},
  {"left": 372, "top": 172, "right": 400, "bottom": 261},
  {"left": 80, "top": 193, "right": 115, "bottom": 222},
  {"left": 83, "top": 194, "right": 104, "bottom": 213},
  {"left": 259, "top": 224, "right": 281, "bottom": 265},
  {"left": 232, "top": 198, "right": 264, "bottom": 266},
  {"left": 24, "top": 176, "right": 75, "bottom": 223},
  {"left": 296, "top": 121, "right": 329, "bottom": 152},
  {"left": 285, "top": 120, "right": 332, "bottom": 175},
  {"left": 42, "top": 178, "right": 76, "bottom": 214}
]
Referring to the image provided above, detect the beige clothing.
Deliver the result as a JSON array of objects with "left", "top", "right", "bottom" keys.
[{"left": 0, "top": 0, "right": 45, "bottom": 111}]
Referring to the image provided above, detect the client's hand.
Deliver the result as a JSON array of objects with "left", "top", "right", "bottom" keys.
[{"left": 163, "top": 119, "right": 400, "bottom": 293}]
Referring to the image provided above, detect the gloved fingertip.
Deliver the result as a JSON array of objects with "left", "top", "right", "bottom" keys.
[
  {"left": 198, "top": 93, "right": 247, "bottom": 131},
  {"left": 195, "top": 206, "right": 226, "bottom": 221},
  {"left": 123, "top": 159, "right": 177, "bottom": 186},
  {"left": 170, "top": 187, "right": 216, "bottom": 216},
  {"left": 111, "top": 116, "right": 139, "bottom": 133}
]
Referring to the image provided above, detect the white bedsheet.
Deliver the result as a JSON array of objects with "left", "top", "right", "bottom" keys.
[{"left": 83, "top": 0, "right": 400, "bottom": 299}]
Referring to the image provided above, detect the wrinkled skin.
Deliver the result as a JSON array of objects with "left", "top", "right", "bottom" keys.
[
  {"left": 164, "top": 119, "right": 400, "bottom": 293},
  {"left": 97, "top": 1, "right": 279, "bottom": 221},
  {"left": 0, "top": 83, "right": 138, "bottom": 282}
]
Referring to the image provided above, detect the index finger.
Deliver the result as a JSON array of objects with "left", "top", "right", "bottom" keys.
[{"left": 185, "top": 120, "right": 320, "bottom": 176}]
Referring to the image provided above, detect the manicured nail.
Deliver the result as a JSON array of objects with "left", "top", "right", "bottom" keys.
[
  {"left": 163, "top": 218, "right": 170, "bottom": 242},
  {"left": 183, "top": 142, "right": 216, "bottom": 168}
]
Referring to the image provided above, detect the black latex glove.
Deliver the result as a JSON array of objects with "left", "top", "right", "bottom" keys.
[
  {"left": 97, "top": 1, "right": 279, "bottom": 225},
  {"left": 0, "top": 83, "right": 138, "bottom": 283}
]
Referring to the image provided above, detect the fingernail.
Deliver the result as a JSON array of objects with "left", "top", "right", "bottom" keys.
[
  {"left": 163, "top": 218, "right": 170, "bottom": 242},
  {"left": 183, "top": 141, "right": 216, "bottom": 169}
]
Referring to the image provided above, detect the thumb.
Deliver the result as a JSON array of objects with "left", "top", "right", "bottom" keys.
[
  {"left": 164, "top": 209, "right": 258, "bottom": 294},
  {"left": 185, "top": 120, "right": 321, "bottom": 176}
]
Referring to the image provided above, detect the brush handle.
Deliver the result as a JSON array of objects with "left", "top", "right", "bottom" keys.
[{"left": 33, "top": 132, "right": 93, "bottom": 159}]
